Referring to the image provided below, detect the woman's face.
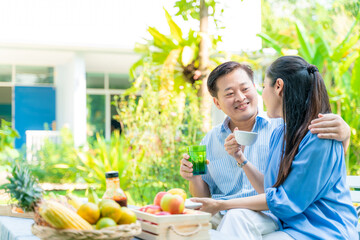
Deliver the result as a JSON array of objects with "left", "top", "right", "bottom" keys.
[{"left": 262, "top": 76, "right": 283, "bottom": 118}]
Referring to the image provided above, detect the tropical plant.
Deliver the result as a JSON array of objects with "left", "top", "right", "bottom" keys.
[
  {"left": 261, "top": 0, "right": 360, "bottom": 50},
  {"left": 0, "top": 119, "right": 20, "bottom": 163},
  {"left": 0, "top": 160, "right": 43, "bottom": 212},
  {"left": 28, "top": 127, "right": 79, "bottom": 183},
  {"left": 131, "top": 8, "right": 220, "bottom": 82},
  {"left": 115, "top": 63, "right": 204, "bottom": 205},
  {"left": 74, "top": 131, "right": 131, "bottom": 192},
  {"left": 132, "top": 4, "right": 226, "bottom": 132},
  {"left": 257, "top": 11, "right": 360, "bottom": 174}
]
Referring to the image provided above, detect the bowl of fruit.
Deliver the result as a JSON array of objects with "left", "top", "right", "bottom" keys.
[{"left": 31, "top": 190, "right": 141, "bottom": 240}]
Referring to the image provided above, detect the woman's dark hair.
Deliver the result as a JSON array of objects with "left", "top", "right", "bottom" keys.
[
  {"left": 266, "top": 56, "right": 331, "bottom": 187},
  {"left": 207, "top": 61, "right": 254, "bottom": 97}
]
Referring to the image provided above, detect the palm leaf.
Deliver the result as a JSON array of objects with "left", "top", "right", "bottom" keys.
[
  {"left": 295, "top": 21, "right": 314, "bottom": 62},
  {"left": 76, "top": 165, "right": 88, "bottom": 172},
  {"left": 134, "top": 42, "right": 150, "bottom": 55},
  {"left": 76, "top": 151, "right": 105, "bottom": 182},
  {"left": 147, "top": 27, "right": 176, "bottom": 49},
  {"left": 350, "top": 52, "right": 360, "bottom": 95},
  {"left": 332, "top": 34, "right": 360, "bottom": 62},
  {"left": 150, "top": 51, "right": 170, "bottom": 64},
  {"left": 271, "top": 33, "right": 294, "bottom": 47},
  {"left": 96, "top": 133, "right": 111, "bottom": 171},
  {"left": 331, "top": 13, "right": 360, "bottom": 62},
  {"left": 312, "top": 31, "right": 331, "bottom": 71},
  {"left": 164, "top": 8, "right": 183, "bottom": 44},
  {"left": 338, "top": 51, "right": 359, "bottom": 77},
  {"left": 256, "top": 33, "right": 282, "bottom": 54},
  {"left": 129, "top": 58, "right": 144, "bottom": 79}
]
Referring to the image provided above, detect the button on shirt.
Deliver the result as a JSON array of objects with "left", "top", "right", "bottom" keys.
[{"left": 201, "top": 112, "right": 283, "bottom": 200}]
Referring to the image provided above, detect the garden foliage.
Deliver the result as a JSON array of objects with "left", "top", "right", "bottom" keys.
[
  {"left": 260, "top": 0, "right": 360, "bottom": 174},
  {"left": 3, "top": 1, "right": 359, "bottom": 205},
  {"left": 115, "top": 64, "right": 204, "bottom": 205},
  {"left": 0, "top": 119, "right": 20, "bottom": 163},
  {"left": 29, "top": 127, "right": 79, "bottom": 183}
]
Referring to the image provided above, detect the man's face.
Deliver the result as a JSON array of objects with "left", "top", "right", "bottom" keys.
[{"left": 213, "top": 69, "right": 258, "bottom": 123}]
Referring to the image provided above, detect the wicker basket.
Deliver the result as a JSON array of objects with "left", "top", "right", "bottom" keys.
[{"left": 31, "top": 222, "right": 142, "bottom": 240}]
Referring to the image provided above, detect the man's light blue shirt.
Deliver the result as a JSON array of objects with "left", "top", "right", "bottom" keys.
[{"left": 201, "top": 111, "right": 283, "bottom": 200}]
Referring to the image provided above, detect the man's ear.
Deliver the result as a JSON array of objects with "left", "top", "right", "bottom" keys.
[
  {"left": 213, "top": 97, "right": 221, "bottom": 110},
  {"left": 275, "top": 78, "right": 284, "bottom": 97}
]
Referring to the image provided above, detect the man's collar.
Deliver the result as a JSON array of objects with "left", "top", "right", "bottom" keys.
[
  {"left": 220, "top": 116, "right": 232, "bottom": 133},
  {"left": 256, "top": 110, "right": 271, "bottom": 123},
  {"left": 220, "top": 109, "right": 270, "bottom": 133}
]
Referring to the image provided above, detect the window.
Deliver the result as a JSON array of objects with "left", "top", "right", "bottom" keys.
[
  {"left": 0, "top": 87, "right": 12, "bottom": 123},
  {"left": 109, "top": 73, "right": 131, "bottom": 89},
  {"left": 0, "top": 65, "right": 12, "bottom": 82},
  {"left": 0, "top": 64, "right": 54, "bottom": 127},
  {"left": 86, "top": 72, "right": 130, "bottom": 139},
  {"left": 15, "top": 66, "right": 54, "bottom": 85},
  {"left": 86, "top": 73, "right": 105, "bottom": 89},
  {"left": 87, "top": 94, "right": 105, "bottom": 139}
]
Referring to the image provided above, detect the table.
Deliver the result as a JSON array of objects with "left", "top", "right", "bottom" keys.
[
  {"left": 0, "top": 216, "right": 238, "bottom": 240},
  {"left": 0, "top": 216, "right": 38, "bottom": 240}
]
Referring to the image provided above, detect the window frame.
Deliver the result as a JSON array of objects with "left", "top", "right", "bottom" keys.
[{"left": 86, "top": 72, "right": 128, "bottom": 139}]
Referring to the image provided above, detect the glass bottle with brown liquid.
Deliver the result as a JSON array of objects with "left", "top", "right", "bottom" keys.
[{"left": 102, "top": 171, "right": 127, "bottom": 207}]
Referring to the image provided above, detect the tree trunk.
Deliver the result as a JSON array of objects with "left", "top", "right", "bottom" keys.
[{"left": 198, "top": 0, "right": 212, "bottom": 132}]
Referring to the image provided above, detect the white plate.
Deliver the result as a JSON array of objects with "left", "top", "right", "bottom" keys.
[{"left": 185, "top": 199, "right": 202, "bottom": 209}]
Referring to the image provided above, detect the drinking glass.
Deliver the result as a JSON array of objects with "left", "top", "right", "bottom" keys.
[{"left": 188, "top": 145, "right": 207, "bottom": 175}]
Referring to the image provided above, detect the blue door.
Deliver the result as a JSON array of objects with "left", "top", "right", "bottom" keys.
[{"left": 14, "top": 86, "right": 56, "bottom": 149}]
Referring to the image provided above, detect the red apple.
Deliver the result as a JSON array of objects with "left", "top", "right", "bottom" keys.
[
  {"left": 144, "top": 205, "right": 161, "bottom": 214},
  {"left": 160, "top": 194, "right": 185, "bottom": 214},
  {"left": 154, "top": 192, "right": 169, "bottom": 206},
  {"left": 139, "top": 206, "right": 147, "bottom": 212},
  {"left": 155, "top": 211, "right": 171, "bottom": 216}
]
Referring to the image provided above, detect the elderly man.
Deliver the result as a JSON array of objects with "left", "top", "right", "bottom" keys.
[{"left": 180, "top": 61, "right": 350, "bottom": 229}]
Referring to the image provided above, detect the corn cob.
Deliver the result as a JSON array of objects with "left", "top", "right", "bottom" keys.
[{"left": 39, "top": 200, "right": 92, "bottom": 230}]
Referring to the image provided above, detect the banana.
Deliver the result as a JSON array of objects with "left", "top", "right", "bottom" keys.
[
  {"left": 88, "top": 187, "right": 100, "bottom": 205},
  {"left": 66, "top": 193, "right": 83, "bottom": 210}
]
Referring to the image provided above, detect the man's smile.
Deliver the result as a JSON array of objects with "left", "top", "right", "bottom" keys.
[{"left": 234, "top": 102, "right": 250, "bottom": 110}]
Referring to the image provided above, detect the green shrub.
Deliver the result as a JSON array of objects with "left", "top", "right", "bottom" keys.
[
  {"left": 28, "top": 127, "right": 79, "bottom": 183},
  {"left": 115, "top": 65, "right": 205, "bottom": 205},
  {"left": 0, "top": 119, "right": 20, "bottom": 164}
]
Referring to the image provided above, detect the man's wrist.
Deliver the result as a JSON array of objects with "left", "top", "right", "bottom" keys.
[
  {"left": 237, "top": 159, "right": 248, "bottom": 168},
  {"left": 236, "top": 155, "right": 247, "bottom": 164}
]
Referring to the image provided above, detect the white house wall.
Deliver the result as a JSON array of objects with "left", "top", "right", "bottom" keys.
[
  {"left": 0, "top": 0, "right": 262, "bottom": 146},
  {"left": 56, "top": 54, "right": 87, "bottom": 147}
]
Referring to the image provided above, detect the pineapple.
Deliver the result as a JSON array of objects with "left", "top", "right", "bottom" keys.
[{"left": 0, "top": 162, "right": 43, "bottom": 212}]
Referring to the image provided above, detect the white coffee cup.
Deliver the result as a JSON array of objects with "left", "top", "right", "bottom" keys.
[{"left": 234, "top": 130, "right": 258, "bottom": 146}]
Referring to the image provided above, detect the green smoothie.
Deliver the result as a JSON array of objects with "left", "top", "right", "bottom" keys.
[{"left": 188, "top": 145, "right": 207, "bottom": 175}]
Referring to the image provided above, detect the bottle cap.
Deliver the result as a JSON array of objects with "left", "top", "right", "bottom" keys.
[{"left": 105, "top": 171, "right": 119, "bottom": 178}]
